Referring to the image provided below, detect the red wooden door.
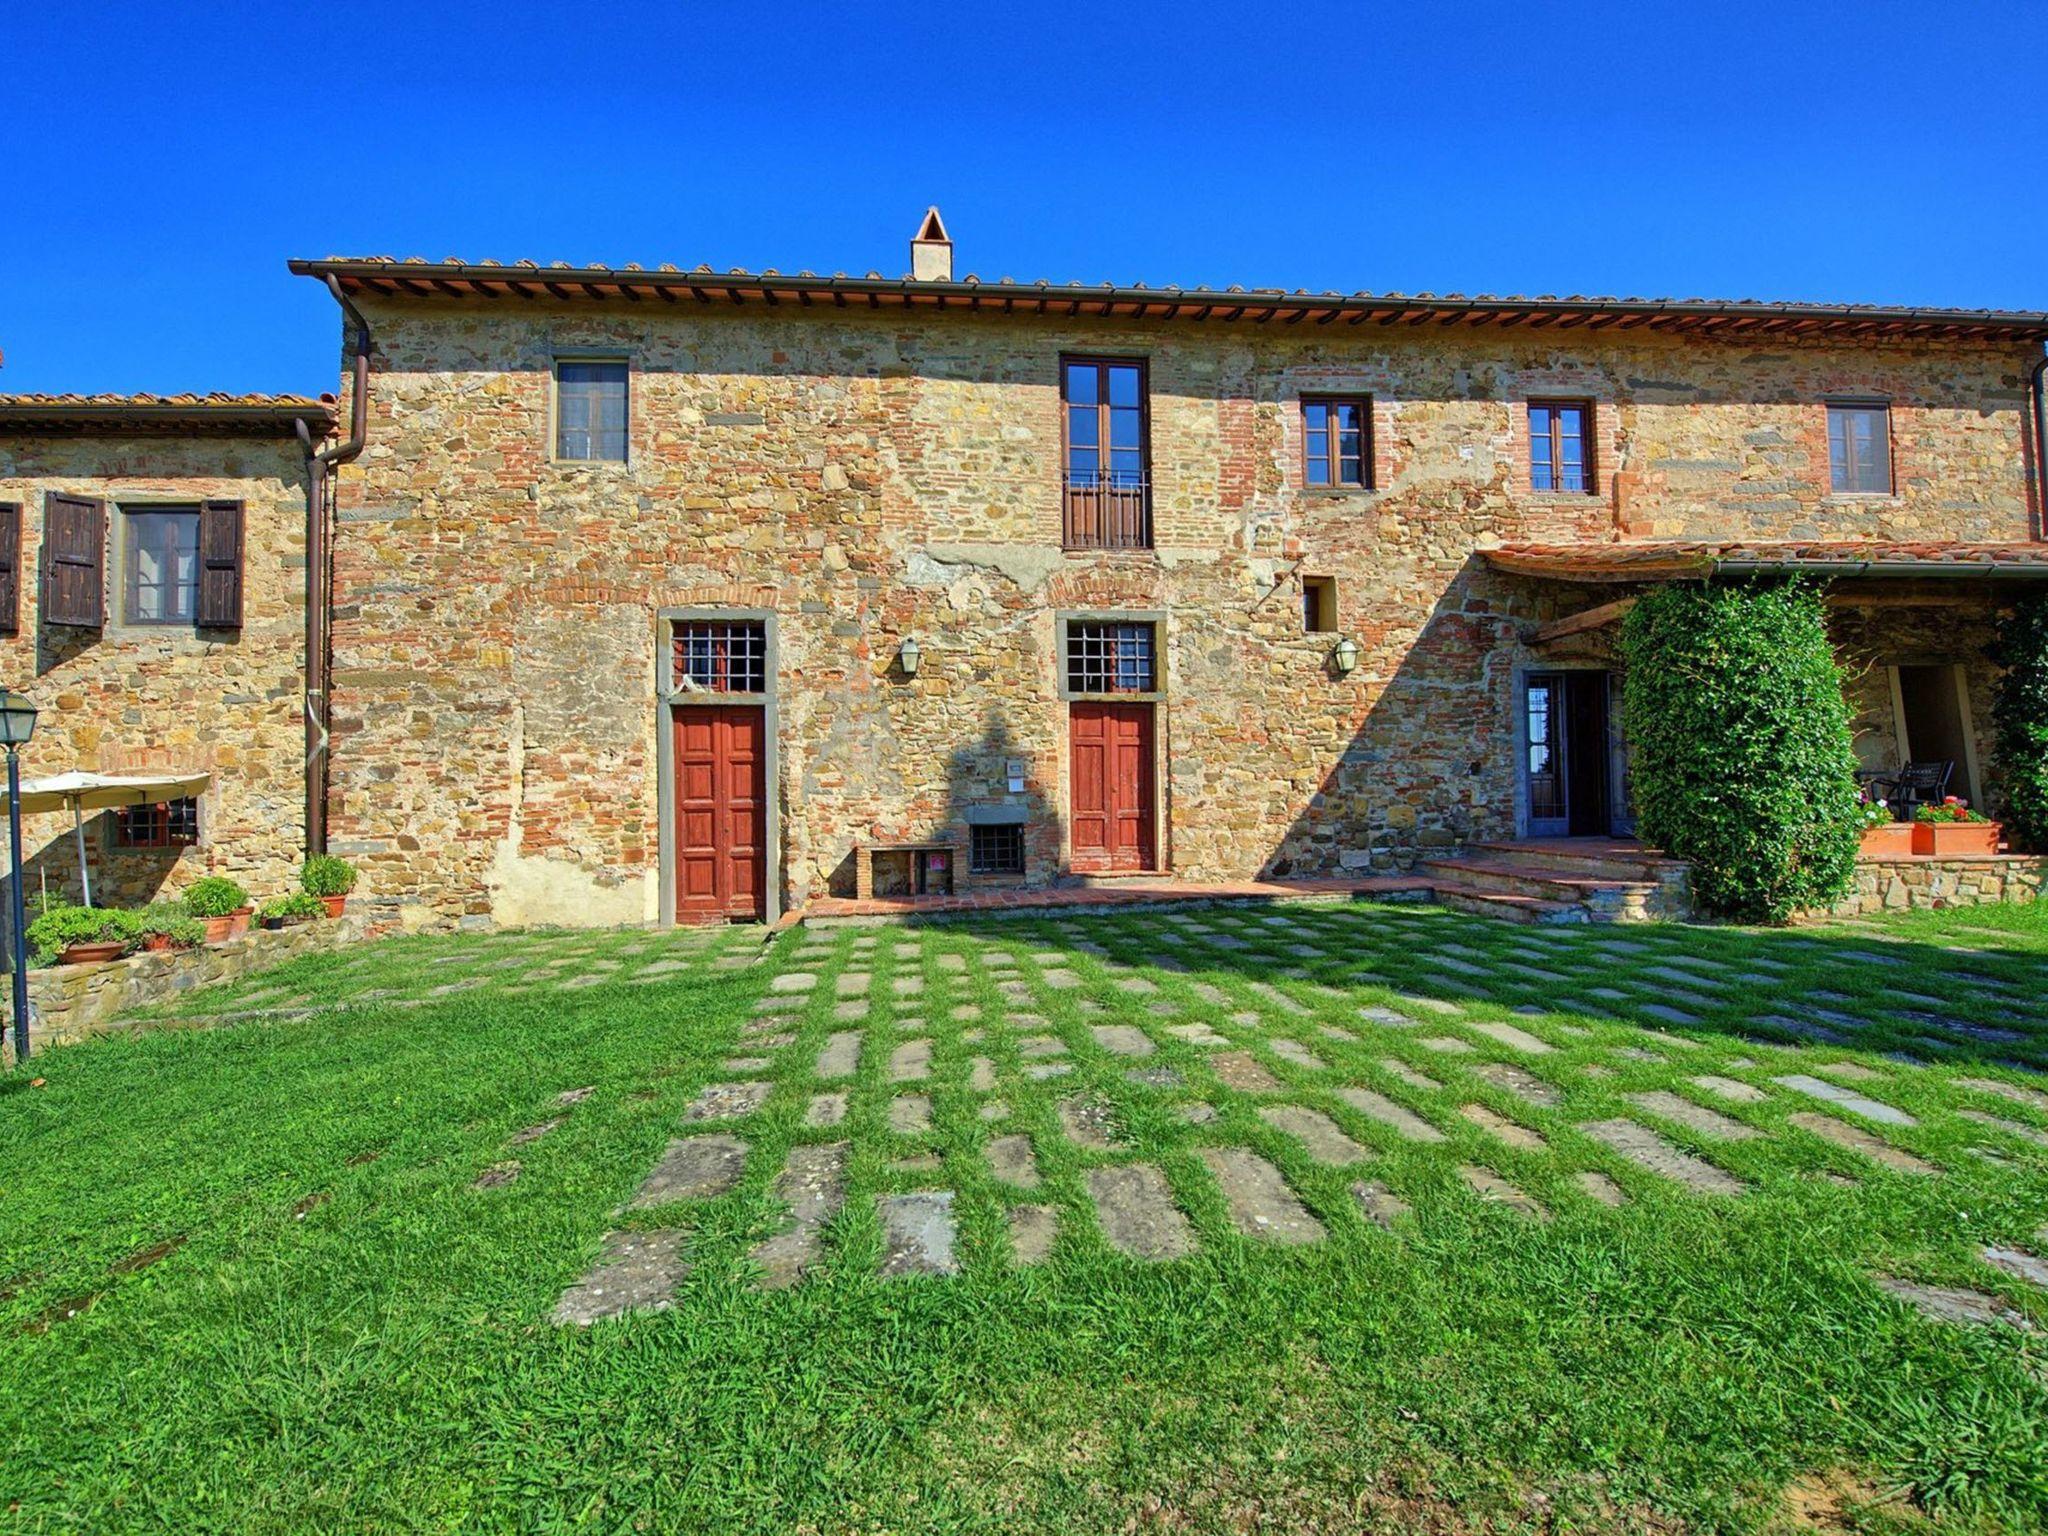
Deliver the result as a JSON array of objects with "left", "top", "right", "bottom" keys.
[
  {"left": 1069, "top": 702, "right": 1156, "bottom": 871},
  {"left": 673, "top": 705, "right": 767, "bottom": 921}
]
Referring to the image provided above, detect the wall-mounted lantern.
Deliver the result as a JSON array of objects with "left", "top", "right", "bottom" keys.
[
  {"left": 1330, "top": 636, "right": 1359, "bottom": 675},
  {"left": 898, "top": 635, "right": 922, "bottom": 678}
]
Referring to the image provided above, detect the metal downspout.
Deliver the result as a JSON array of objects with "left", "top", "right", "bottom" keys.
[{"left": 298, "top": 275, "right": 371, "bottom": 856}]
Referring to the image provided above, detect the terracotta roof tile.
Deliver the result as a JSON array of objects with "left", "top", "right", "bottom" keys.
[{"left": 1486, "top": 541, "right": 2048, "bottom": 582}]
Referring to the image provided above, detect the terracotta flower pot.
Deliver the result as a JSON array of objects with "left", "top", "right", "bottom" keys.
[
  {"left": 319, "top": 895, "right": 348, "bottom": 919},
  {"left": 143, "top": 932, "right": 177, "bottom": 953},
  {"left": 228, "top": 905, "right": 254, "bottom": 938},
  {"left": 1857, "top": 822, "right": 1915, "bottom": 858},
  {"left": 1912, "top": 821, "right": 2001, "bottom": 857},
  {"left": 202, "top": 914, "right": 235, "bottom": 944},
  {"left": 57, "top": 940, "right": 127, "bottom": 966}
]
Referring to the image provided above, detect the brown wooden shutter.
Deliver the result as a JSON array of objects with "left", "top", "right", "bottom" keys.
[
  {"left": 42, "top": 493, "right": 104, "bottom": 628},
  {"left": 0, "top": 504, "right": 19, "bottom": 634},
  {"left": 196, "top": 499, "right": 245, "bottom": 628}
]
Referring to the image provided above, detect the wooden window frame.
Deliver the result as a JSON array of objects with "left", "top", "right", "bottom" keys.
[
  {"left": 1528, "top": 399, "right": 1597, "bottom": 495},
  {"left": 554, "top": 358, "right": 630, "bottom": 464},
  {"left": 1826, "top": 400, "right": 1894, "bottom": 496},
  {"left": 119, "top": 505, "right": 204, "bottom": 627},
  {"left": 1060, "top": 356, "right": 1152, "bottom": 550},
  {"left": 112, "top": 797, "right": 199, "bottom": 851},
  {"left": 1300, "top": 396, "right": 1372, "bottom": 490}
]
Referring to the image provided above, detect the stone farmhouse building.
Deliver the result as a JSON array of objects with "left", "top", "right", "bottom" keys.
[{"left": 3, "top": 213, "right": 2047, "bottom": 928}]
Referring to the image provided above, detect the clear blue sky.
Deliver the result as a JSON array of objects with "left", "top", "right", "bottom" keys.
[{"left": 5, "top": 0, "right": 2044, "bottom": 396}]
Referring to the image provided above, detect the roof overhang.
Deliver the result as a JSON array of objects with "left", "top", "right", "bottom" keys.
[
  {"left": 1486, "top": 542, "right": 2048, "bottom": 584},
  {"left": 286, "top": 259, "right": 2048, "bottom": 344},
  {"left": 0, "top": 396, "right": 335, "bottom": 437}
]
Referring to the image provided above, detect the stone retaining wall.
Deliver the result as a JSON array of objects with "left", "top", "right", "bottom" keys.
[
  {"left": 8, "top": 915, "right": 366, "bottom": 1060},
  {"left": 1828, "top": 855, "right": 2048, "bottom": 917}
]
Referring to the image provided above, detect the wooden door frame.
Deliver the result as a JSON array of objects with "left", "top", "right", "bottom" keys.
[
  {"left": 1055, "top": 610, "right": 1169, "bottom": 874},
  {"left": 655, "top": 607, "right": 781, "bottom": 926},
  {"left": 1514, "top": 664, "right": 1624, "bottom": 840}
]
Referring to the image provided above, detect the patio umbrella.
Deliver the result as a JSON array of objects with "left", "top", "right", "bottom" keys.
[{"left": 2, "top": 771, "right": 211, "bottom": 907}]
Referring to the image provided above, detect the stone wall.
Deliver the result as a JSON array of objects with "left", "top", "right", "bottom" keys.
[
  {"left": 10, "top": 913, "right": 364, "bottom": 1060},
  {"left": 0, "top": 434, "right": 309, "bottom": 909},
  {"left": 322, "top": 298, "right": 2042, "bottom": 927},
  {"left": 1829, "top": 854, "right": 2048, "bottom": 917}
]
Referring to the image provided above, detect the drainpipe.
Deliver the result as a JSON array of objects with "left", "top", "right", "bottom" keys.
[
  {"left": 296, "top": 275, "right": 372, "bottom": 856},
  {"left": 2031, "top": 347, "right": 2048, "bottom": 540}
]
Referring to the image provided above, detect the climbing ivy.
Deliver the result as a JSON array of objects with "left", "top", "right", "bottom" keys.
[
  {"left": 1617, "top": 581, "right": 1861, "bottom": 922},
  {"left": 1992, "top": 592, "right": 2048, "bottom": 852}
]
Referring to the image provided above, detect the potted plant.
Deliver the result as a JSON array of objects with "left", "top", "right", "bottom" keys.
[
  {"left": 258, "top": 892, "right": 325, "bottom": 930},
  {"left": 1911, "top": 797, "right": 2001, "bottom": 857},
  {"left": 300, "top": 854, "right": 359, "bottom": 919},
  {"left": 1856, "top": 798, "right": 1913, "bottom": 858},
  {"left": 28, "top": 904, "right": 141, "bottom": 967},
  {"left": 138, "top": 902, "right": 206, "bottom": 953},
  {"left": 184, "top": 875, "right": 254, "bottom": 943}
]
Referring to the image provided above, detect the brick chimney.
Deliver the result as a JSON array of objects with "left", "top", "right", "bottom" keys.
[{"left": 911, "top": 206, "right": 953, "bottom": 282}]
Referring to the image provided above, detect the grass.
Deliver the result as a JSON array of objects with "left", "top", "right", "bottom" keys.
[{"left": 1, "top": 901, "right": 2045, "bottom": 1534}]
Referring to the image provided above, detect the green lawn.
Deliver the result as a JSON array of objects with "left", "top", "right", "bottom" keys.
[{"left": 2, "top": 901, "right": 2045, "bottom": 1534}]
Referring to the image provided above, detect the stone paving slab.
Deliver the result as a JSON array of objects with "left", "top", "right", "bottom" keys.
[
  {"left": 1789, "top": 1112, "right": 1935, "bottom": 1174},
  {"left": 889, "top": 1041, "right": 932, "bottom": 1082},
  {"left": 751, "top": 1143, "right": 849, "bottom": 1289},
  {"left": 1267, "top": 1038, "right": 1321, "bottom": 1069},
  {"left": 1212, "top": 1052, "right": 1281, "bottom": 1092},
  {"left": 877, "top": 1192, "right": 959, "bottom": 1277},
  {"left": 986, "top": 1133, "right": 1041, "bottom": 1188},
  {"left": 1875, "top": 1275, "right": 2035, "bottom": 1332},
  {"left": 1690, "top": 1074, "right": 1767, "bottom": 1104},
  {"left": 630, "top": 1134, "right": 748, "bottom": 1207},
  {"left": 1258, "top": 1104, "right": 1370, "bottom": 1164},
  {"left": 1472, "top": 1062, "right": 1561, "bottom": 1107},
  {"left": 1091, "top": 1024, "right": 1155, "bottom": 1057},
  {"left": 1057, "top": 1096, "right": 1124, "bottom": 1150},
  {"left": 889, "top": 1095, "right": 933, "bottom": 1135},
  {"left": 1626, "top": 1090, "right": 1761, "bottom": 1142},
  {"left": 1773, "top": 1074, "right": 1914, "bottom": 1127},
  {"left": 1959, "top": 1109, "right": 2048, "bottom": 1147},
  {"left": 1335, "top": 1087, "right": 1445, "bottom": 1143},
  {"left": 1378, "top": 1059, "right": 1440, "bottom": 1092},
  {"left": 1351, "top": 1179, "right": 1410, "bottom": 1227},
  {"left": 1468, "top": 1021, "right": 1553, "bottom": 1054},
  {"left": 815, "top": 1031, "right": 862, "bottom": 1079},
  {"left": 805, "top": 1093, "right": 847, "bottom": 1128},
  {"left": 1459, "top": 1103, "right": 1546, "bottom": 1151},
  {"left": 552, "top": 1230, "right": 691, "bottom": 1326},
  {"left": 1087, "top": 1164, "right": 1196, "bottom": 1260},
  {"left": 1575, "top": 1170, "right": 1627, "bottom": 1207},
  {"left": 1980, "top": 1245, "right": 2048, "bottom": 1288},
  {"left": 1458, "top": 1165, "right": 1549, "bottom": 1221},
  {"left": 1008, "top": 1204, "right": 1058, "bottom": 1265},
  {"left": 1199, "top": 1147, "right": 1325, "bottom": 1244},
  {"left": 684, "top": 1081, "right": 774, "bottom": 1122},
  {"left": 1579, "top": 1118, "right": 1747, "bottom": 1195}
]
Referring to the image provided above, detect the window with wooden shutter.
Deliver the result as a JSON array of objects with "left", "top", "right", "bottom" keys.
[
  {"left": 43, "top": 493, "right": 105, "bottom": 628},
  {"left": 197, "top": 500, "right": 245, "bottom": 628},
  {"left": 0, "top": 504, "right": 19, "bottom": 634}
]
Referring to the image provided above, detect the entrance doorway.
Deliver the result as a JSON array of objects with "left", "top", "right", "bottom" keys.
[
  {"left": 672, "top": 704, "right": 767, "bottom": 921},
  {"left": 1523, "top": 671, "right": 1617, "bottom": 838},
  {"left": 1069, "top": 701, "right": 1156, "bottom": 871}
]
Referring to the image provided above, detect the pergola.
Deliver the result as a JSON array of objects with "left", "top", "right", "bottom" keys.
[{"left": 3, "top": 771, "right": 211, "bottom": 907}]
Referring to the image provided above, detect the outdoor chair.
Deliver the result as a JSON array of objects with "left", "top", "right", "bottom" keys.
[{"left": 1886, "top": 760, "right": 1955, "bottom": 816}]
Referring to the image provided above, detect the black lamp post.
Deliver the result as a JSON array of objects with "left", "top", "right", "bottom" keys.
[{"left": 0, "top": 688, "right": 39, "bottom": 1064}]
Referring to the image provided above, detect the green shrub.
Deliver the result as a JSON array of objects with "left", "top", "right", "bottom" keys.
[
  {"left": 1618, "top": 581, "right": 1861, "bottom": 922},
  {"left": 27, "top": 904, "right": 142, "bottom": 965},
  {"left": 182, "top": 876, "right": 250, "bottom": 919},
  {"left": 259, "top": 892, "right": 325, "bottom": 924},
  {"left": 1991, "top": 592, "right": 2048, "bottom": 852},
  {"left": 138, "top": 902, "right": 206, "bottom": 948},
  {"left": 299, "top": 854, "right": 358, "bottom": 897}
]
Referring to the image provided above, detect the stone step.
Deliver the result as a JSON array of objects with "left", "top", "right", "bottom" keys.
[
  {"left": 1427, "top": 879, "right": 1592, "bottom": 925},
  {"left": 1419, "top": 857, "right": 1659, "bottom": 915},
  {"left": 1463, "top": 840, "right": 1684, "bottom": 882}
]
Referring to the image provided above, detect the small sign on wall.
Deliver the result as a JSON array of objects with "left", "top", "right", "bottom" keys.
[{"left": 1006, "top": 758, "right": 1027, "bottom": 794}]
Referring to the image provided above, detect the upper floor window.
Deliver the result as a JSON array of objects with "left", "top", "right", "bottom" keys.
[
  {"left": 123, "top": 507, "right": 200, "bottom": 624},
  {"left": 1827, "top": 402, "right": 1892, "bottom": 494},
  {"left": 1062, "top": 358, "right": 1150, "bottom": 549},
  {"left": 556, "top": 360, "right": 628, "bottom": 462},
  {"left": 115, "top": 797, "right": 198, "bottom": 850},
  {"left": 1066, "top": 621, "right": 1157, "bottom": 693},
  {"left": 1529, "top": 400, "right": 1594, "bottom": 494},
  {"left": 1302, "top": 397, "right": 1370, "bottom": 488},
  {"left": 673, "top": 620, "right": 767, "bottom": 694}
]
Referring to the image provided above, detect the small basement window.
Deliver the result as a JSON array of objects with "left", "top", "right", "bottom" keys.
[
  {"left": 1066, "top": 621, "right": 1157, "bottom": 693},
  {"left": 674, "top": 621, "right": 767, "bottom": 694},
  {"left": 970, "top": 823, "right": 1025, "bottom": 875},
  {"left": 1301, "top": 576, "right": 1337, "bottom": 634},
  {"left": 114, "top": 797, "right": 198, "bottom": 850}
]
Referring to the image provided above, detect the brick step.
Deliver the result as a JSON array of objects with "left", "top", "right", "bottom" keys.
[
  {"left": 1061, "top": 869, "right": 1175, "bottom": 889},
  {"left": 1418, "top": 857, "right": 1660, "bottom": 915},
  {"left": 1425, "top": 879, "right": 1592, "bottom": 925},
  {"left": 1463, "top": 840, "right": 1684, "bottom": 883}
]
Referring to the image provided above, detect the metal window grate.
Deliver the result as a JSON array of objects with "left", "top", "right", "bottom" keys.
[
  {"left": 970, "top": 823, "right": 1025, "bottom": 875},
  {"left": 115, "top": 797, "right": 198, "bottom": 850},
  {"left": 674, "top": 621, "right": 767, "bottom": 694},
  {"left": 1066, "top": 622, "right": 1156, "bottom": 693}
]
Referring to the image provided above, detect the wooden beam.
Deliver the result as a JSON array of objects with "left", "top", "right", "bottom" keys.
[{"left": 1526, "top": 596, "right": 1639, "bottom": 646}]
